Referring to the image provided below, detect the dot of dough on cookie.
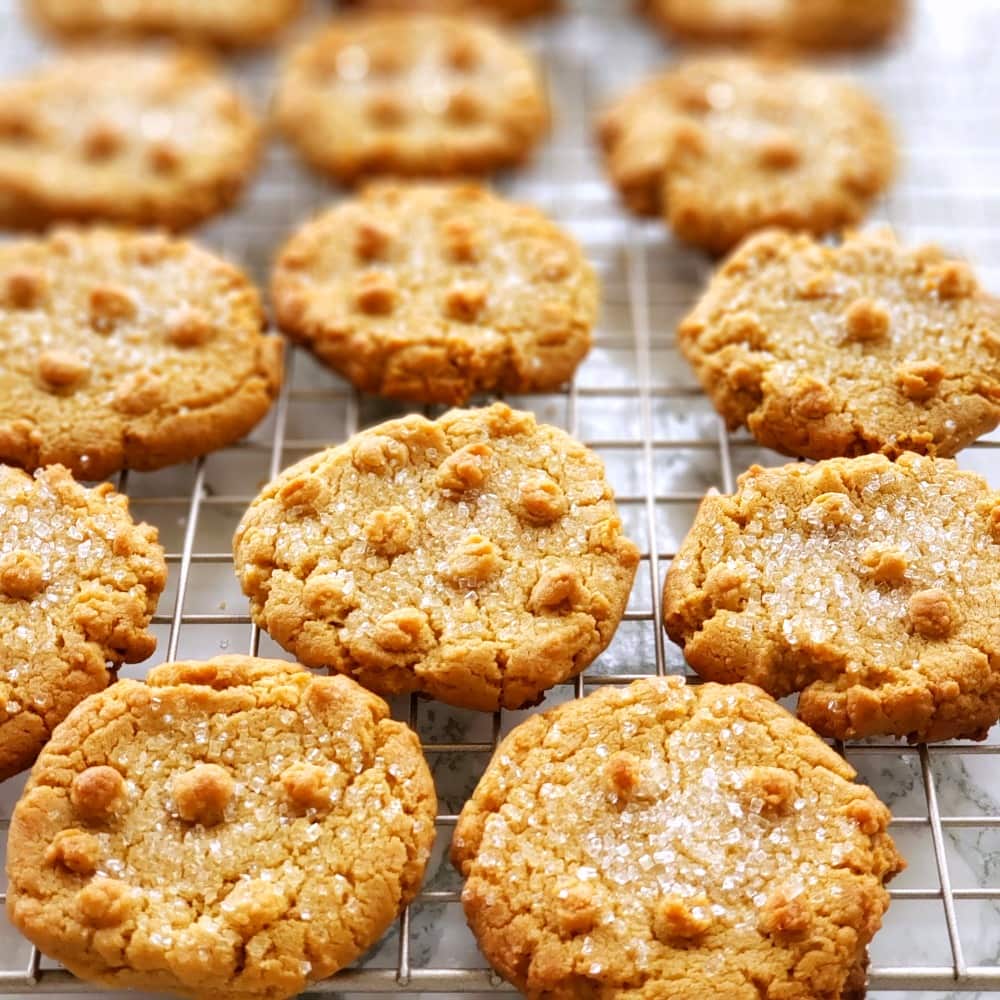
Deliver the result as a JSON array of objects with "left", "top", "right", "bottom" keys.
[
  {"left": 71, "top": 766, "right": 125, "bottom": 821},
  {"left": 172, "top": 763, "right": 234, "bottom": 825},
  {"left": 0, "top": 550, "right": 45, "bottom": 599}
]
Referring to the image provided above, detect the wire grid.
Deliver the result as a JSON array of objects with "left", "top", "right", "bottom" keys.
[{"left": 1, "top": 0, "right": 1000, "bottom": 996}]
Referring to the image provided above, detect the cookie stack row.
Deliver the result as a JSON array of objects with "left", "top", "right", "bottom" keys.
[{"left": 1, "top": 1, "right": 996, "bottom": 999}]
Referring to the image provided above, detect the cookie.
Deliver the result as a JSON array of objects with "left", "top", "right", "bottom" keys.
[
  {"left": 274, "top": 14, "right": 549, "bottom": 183},
  {"left": 452, "top": 676, "right": 904, "bottom": 1000},
  {"left": 343, "top": 0, "right": 558, "bottom": 17},
  {"left": 643, "top": 0, "right": 906, "bottom": 50},
  {"left": 6, "top": 655, "right": 437, "bottom": 1000},
  {"left": 0, "top": 48, "right": 262, "bottom": 230},
  {"left": 597, "top": 56, "right": 895, "bottom": 254},
  {"left": 28, "top": 0, "right": 303, "bottom": 47},
  {"left": 664, "top": 452, "right": 1000, "bottom": 742},
  {"left": 0, "top": 464, "right": 166, "bottom": 782},
  {"left": 0, "top": 227, "right": 283, "bottom": 480},
  {"left": 233, "top": 403, "right": 640, "bottom": 711},
  {"left": 678, "top": 228, "right": 1000, "bottom": 459},
  {"left": 271, "top": 183, "right": 598, "bottom": 405}
]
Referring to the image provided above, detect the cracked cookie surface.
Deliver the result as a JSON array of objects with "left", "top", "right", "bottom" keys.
[
  {"left": 643, "top": 0, "right": 905, "bottom": 50},
  {"left": 679, "top": 228, "right": 1000, "bottom": 459},
  {"left": 452, "top": 676, "right": 903, "bottom": 1000},
  {"left": 234, "top": 403, "right": 639, "bottom": 711},
  {"left": 0, "top": 227, "right": 283, "bottom": 480},
  {"left": 6, "top": 655, "right": 437, "bottom": 1000},
  {"left": 0, "top": 464, "right": 165, "bottom": 781},
  {"left": 271, "top": 183, "right": 598, "bottom": 405},
  {"left": 28, "top": 0, "right": 303, "bottom": 47},
  {"left": 664, "top": 452, "right": 1000, "bottom": 742},
  {"left": 597, "top": 56, "right": 894, "bottom": 254},
  {"left": 0, "top": 48, "right": 261, "bottom": 229},
  {"left": 274, "top": 14, "right": 549, "bottom": 182}
]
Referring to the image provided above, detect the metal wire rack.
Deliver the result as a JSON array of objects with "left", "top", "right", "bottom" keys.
[{"left": 1, "top": 0, "right": 1000, "bottom": 997}]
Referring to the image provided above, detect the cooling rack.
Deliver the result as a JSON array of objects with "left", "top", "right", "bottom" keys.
[{"left": 1, "top": 0, "right": 999, "bottom": 997}]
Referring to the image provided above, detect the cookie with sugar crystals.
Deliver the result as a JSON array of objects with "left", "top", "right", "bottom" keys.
[
  {"left": 28, "top": 0, "right": 303, "bottom": 47},
  {"left": 0, "top": 464, "right": 166, "bottom": 781},
  {"left": 274, "top": 14, "right": 549, "bottom": 182},
  {"left": 6, "top": 656, "right": 437, "bottom": 1000},
  {"left": 343, "top": 0, "right": 558, "bottom": 17},
  {"left": 271, "top": 183, "right": 598, "bottom": 404},
  {"left": 664, "top": 452, "right": 1000, "bottom": 742},
  {"left": 234, "top": 403, "right": 640, "bottom": 711},
  {"left": 597, "top": 56, "right": 895, "bottom": 254},
  {"left": 452, "top": 676, "right": 904, "bottom": 1000},
  {"left": 0, "top": 227, "right": 282, "bottom": 480},
  {"left": 0, "top": 48, "right": 261, "bottom": 230},
  {"left": 678, "top": 228, "right": 1000, "bottom": 459},
  {"left": 643, "top": 0, "right": 906, "bottom": 50}
]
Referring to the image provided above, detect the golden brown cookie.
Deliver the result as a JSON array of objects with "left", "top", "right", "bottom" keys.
[
  {"left": 234, "top": 403, "right": 640, "bottom": 711},
  {"left": 343, "top": 0, "right": 558, "bottom": 17},
  {"left": 643, "top": 0, "right": 906, "bottom": 50},
  {"left": 6, "top": 655, "right": 437, "bottom": 1000},
  {"left": 274, "top": 14, "right": 549, "bottom": 183},
  {"left": 0, "top": 227, "right": 283, "bottom": 480},
  {"left": 678, "top": 228, "right": 1000, "bottom": 459},
  {"left": 0, "top": 464, "right": 166, "bottom": 781},
  {"left": 0, "top": 48, "right": 262, "bottom": 230},
  {"left": 597, "top": 56, "right": 895, "bottom": 254},
  {"left": 271, "top": 183, "right": 598, "bottom": 405},
  {"left": 452, "top": 676, "right": 904, "bottom": 1000},
  {"left": 664, "top": 452, "right": 1000, "bottom": 742},
  {"left": 27, "top": 0, "right": 303, "bottom": 47}
]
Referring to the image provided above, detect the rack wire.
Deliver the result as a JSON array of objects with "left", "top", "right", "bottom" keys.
[{"left": 1, "top": 0, "right": 1000, "bottom": 996}]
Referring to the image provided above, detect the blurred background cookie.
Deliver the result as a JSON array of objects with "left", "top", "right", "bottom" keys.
[
  {"left": 272, "top": 182, "right": 598, "bottom": 404},
  {"left": 597, "top": 56, "right": 895, "bottom": 254},
  {"left": 274, "top": 14, "right": 549, "bottom": 182},
  {"left": 340, "top": 0, "right": 558, "bottom": 19},
  {"left": 0, "top": 48, "right": 262, "bottom": 229}
]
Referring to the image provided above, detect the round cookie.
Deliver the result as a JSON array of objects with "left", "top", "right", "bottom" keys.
[
  {"left": 664, "top": 452, "right": 1000, "bottom": 743},
  {"left": 6, "top": 655, "right": 437, "bottom": 1000},
  {"left": 27, "top": 0, "right": 303, "bottom": 47},
  {"left": 343, "top": 0, "right": 558, "bottom": 17},
  {"left": 678, "top": 228, "right": 1000, "bottom": 460},
  {"left": 274, "top": 14, "right": 549, "bottom": 183},
  {"left": 0, "top": 48, "right": 262, "bottom": 230},
  {"left": 0, "top": 227, "right": 283, "bottom": 480},
  {"left": 271, "top": 183, "right": 598, "bottom": 405},
  {"left": 643, "top": 0, "right": 906, "bottom": 50},
  {"left": 233, "top": 403, "right": 640, "bottom": 711},
  {"left": 452, "top": 676, "right": 904, "bottom": 1000},
  {"left": 0, "top": 464, "right": 166, "bottom": 781},
  {"left": 597, "top": 56, "right": 895, "bottom": 254}
]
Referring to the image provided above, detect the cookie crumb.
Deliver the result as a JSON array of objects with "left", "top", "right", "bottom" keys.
[
  {"left": 757, "top": 130, "right": 801, "bottom": 169},
  {"left": 37, "top": 350, "right": 89, "bottom": 389},
  {"left": 76, "top": 878, "right": 132, "bottom": 928},
  {"left": 0, "top": 550, "right": 45, "bottom": 599},
  {"left": 364, "top": 506, "right": 415, "bottom": 556},
  {"left": 172, "top": 763, "right": 234, "bottom": 825},
  {"left": 71, "top": 766, "right": 125, "bottom": 821},
  {"left": 4, "top": 267, "right": 47, "bottom": 308},
  {"left": 743, "top": 766, "right": 796, "bottom": 813},
  {"left": 518, "top": 474, "right": 568, "bottom": 524},
  {"left": 861, "top": 545, "right": 908, "bottom": 583},
  {"left": 605, "top": 751, "right": 641, "bottom": 799},
  {"left": 928, "top": 260, "right": 977, "bottom": 299},
  {"left": 759, "top": 887, "right": 810, "bottom": 939},
  {"left": 529, "top": 563, "right": 585, "bottom": 613},
  {"left": 89, "top": 284, "right": 137, "bottom": 332},
  {"left": 553, "top": 881, "right": 598, "bottom": 936},
  {"left": 444, "top": 280, "right": 489, "bottom": 322},
  {"left": 437, "top": 443, "right": 493, "bottom": 492},
  {"left": 444, "top": 534, "right": 505, "bottom": 586},
  {"left": 653, "top": 895, "right": 712, "bottom": 943},
  {"left": 281, "top": 762, "right": 333, "bottom": 812},
  {"left": 373, "top": 607, "right": 432, "bottom": 652},
  {"left": 895, "top": 359, "right": 944, "bottom": 400},
  {"left": 45, "top": 830, "right": 100, "bottom": 876},
  {"left": 166, "top": 307, "right": 214, "bottom": 347},
  {"left": 354, "top": 270, "right": 398, "bottom": 314},
  {"left": 844, "top": 298, "right": 890, "bottom": 342},
  {"left": 908, "top": 588, "right": 954, "bottom": 638}
]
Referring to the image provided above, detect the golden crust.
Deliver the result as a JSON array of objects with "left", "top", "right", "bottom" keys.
[
  {"left": 453, "top": 677, "right": 904, "bottom": 999},
  {"left": 271, "top": 182, "right": 598, "bottom": 405},
  {"left": 6, "top": 655, "right": 437, "bottom": 1000},
  {"left": 234, "top": 403, "right": 640, "bottom": 711},
  {"left": 274, "top": 14, "right": 549, "bottom": 183},
  {"left": 0, "top": 227, "right": 282, "bottom": 480},
  {"left": 664, "top": 453, "right": 1000, "bottom": 742},
  {"left": 678, "top": 228, "right": 1000, "bottom": 459},
  {"left": 597, "top": 55, "right": 895, "bottom": 254},
  {"left": 0, "top": 464, "right": 166, "bottom": 781},
  {"left": 0, "top": 48, "right": 262, "bottom": 230}
]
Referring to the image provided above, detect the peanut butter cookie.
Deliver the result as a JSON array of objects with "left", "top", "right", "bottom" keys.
[
  {"left": 274, "top": 14, "right": 549, "bottom": 182},
  {"left": 271, "top": 183, "right": 598, "bottom": 405},
  {"left": 28, "top": 0, "right": 303, "bottom": 47},
  {"left": 234, "top": 403, "right": 640, "bottom": 711},
  {"left": 452, "top": 676, "right": 904, "bottom": 1000},
  {"left": 0, "top": 464, "right": 165, "bottom": 781},
  {"left": 664, "top": 452, "right": 1000, "bottom": 742},
  {"left": 0, "top": 48, "right": 261, "bottom": 230},
  {"left": 679, "top": 228, "right": 1000, "bottom": 459},
  {"left": 6, "top": 655, "right": 437, "bottom": 1000},
  {"left": 344, "top": 0, "right": 557, "bottom": 17},
  {"left": 597, "top": 56, "right": 895, "bottom": 254},
  {"left": 643, "top": 0, "right": 906, "bottom": 50},
  {"left": 0, "top": 227, "right": 283, "bottom": 480}
]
